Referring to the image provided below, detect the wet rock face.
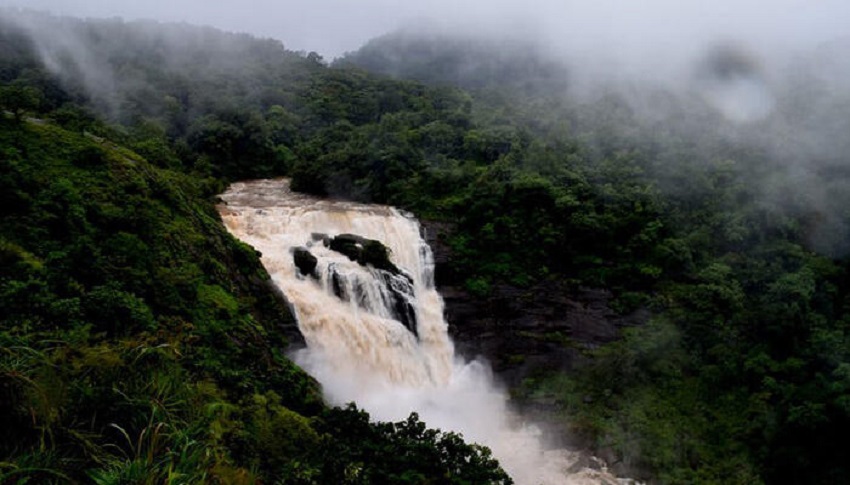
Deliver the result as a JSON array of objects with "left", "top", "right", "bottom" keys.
[
  {"left": 420, "top": 221, "right": 457, "bottom": 286},
  {"left": 420, "top": 221, "right": 649, "bottom": 386},
  {"left": 293, "top": 247, "right": 318, "bottom": 277},
  {"left": 328, "top": 234, "right": 400, "bottom": 274},
  {"left": 443, "top": 283, "right": 648, "bottom": 383},
  {"left": 378, "top": 270, "right": 418, "bottom": 336},
  {"left": 324, "top": 261, "right": 418, "bottom": 337},
  {"left": 305, "top": 233, "right": 419, "bottom": 337},
  {"left": 328, "top": 233, "right": 367, "bottom": 261}
]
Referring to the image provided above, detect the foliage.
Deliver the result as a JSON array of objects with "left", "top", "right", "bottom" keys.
[
  {"left": 2, "top": 10, "right": 850, "bottom": 484},
  {"left": 0, "top": 117, "right": 506, "bottom": 481},
  {"left": 0, "top": 83, "right": 42, "bottom": 122},
  {"left": 341, "top": 29, "right": 850, "bottom": 485},
  {"left": 314, "top": 405, "right": 512, "bottom": 484}
]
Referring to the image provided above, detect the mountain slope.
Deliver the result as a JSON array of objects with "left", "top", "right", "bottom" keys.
[
  {"left": 0, "top": 112, "right": 508, "bottom": 483},
  {"left": 3, "top": 9, "right": 850, "bottom": 484}
]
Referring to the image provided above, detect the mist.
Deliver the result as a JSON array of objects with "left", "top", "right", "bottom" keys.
[
  {"left": 4, "top": 0, "right": 847, "bottom": 103},
  {"left": 3, "top": 1, "right": 849, "bottom": 254},
  {"left": 3, "top": 3, "right": 850, "bottom": 482},
  {"left": 1, "top": 0, "right": 847, "bottom": 60}
]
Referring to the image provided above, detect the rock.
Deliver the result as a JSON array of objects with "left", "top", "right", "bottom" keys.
[
  {"left": 420, "top": 221, "right": 458, "bottom": 285},
  {"left": 361, "top": 239, "right": 399, "bottom": 273},
  {"left": 328, "top": 233, "right": 367, "bottom": 261},
  {"left": 328, "top": 234, "right": 400, "bottom": 274},
  {"left": 317, "top": 233, "right": 418, "bottom": 336},
  {"left": 379, "top": 270, "right": 418, "bottom": 336},
  {"left": 323, "top": 261, "right": 418, "bottom": 336},
  {"left": 445, "top": 281, "right": 649, "bottom": 385},
  {"left": 327, "top": 263, "right": 346, "bottom": 300},
  {"left": 293, "top": 247, "right": 318, "bottom": 277},
  {"left": 420, "top": 220, "right": 649, "bottom": 386}
]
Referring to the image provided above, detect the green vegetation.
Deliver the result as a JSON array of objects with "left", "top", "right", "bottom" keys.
[
  {"left": 0, "top": 13, "right": 510, "bottom": 483},
  {"left": 339, "top": 32, "right": 850, "bottom": 484},
  {"left": 2, "top": 9, "right": 850, "bottom": 484}
]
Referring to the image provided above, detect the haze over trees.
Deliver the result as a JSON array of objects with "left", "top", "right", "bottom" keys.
[{"left": 2, "top": 8, "right": 850, "bottom": 484}]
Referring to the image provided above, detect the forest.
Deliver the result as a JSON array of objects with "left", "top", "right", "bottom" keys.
[{"left": 2, "top": 9, "right": 850, "bottom": 484}]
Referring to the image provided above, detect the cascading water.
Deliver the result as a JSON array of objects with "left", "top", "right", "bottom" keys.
[{"left": 219, "top": 179, "right": 627, "bottom": 485}]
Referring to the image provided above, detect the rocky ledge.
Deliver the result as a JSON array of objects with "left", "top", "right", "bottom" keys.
[{"left": 291, "top": 235, "right": 418, "bottom": 336}]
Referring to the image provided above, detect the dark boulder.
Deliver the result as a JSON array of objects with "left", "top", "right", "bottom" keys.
[
  {"left": 293, "top": 247, "right": 318, "bottom": 277},
  {"left": 328, "top": 234, "right": 400, "bottom": 274},
  {"left": 361, "top": 240, "right": 399, "bottom": 273},
  {"left": 328, "top": 233, "right": 367, "bottom": 261}
]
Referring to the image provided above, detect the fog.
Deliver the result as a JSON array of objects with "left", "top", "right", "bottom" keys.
[
  {"left": 2, "top": 1, "right": 850, "bottom": 250},
  {"left": 1, "top": 0, "right": 848, "bottom": 60}
]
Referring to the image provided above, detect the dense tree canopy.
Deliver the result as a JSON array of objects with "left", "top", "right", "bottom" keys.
[
  {"left": 2, "top": 9, "right": 850, "bottom": 484},
  {"left": 0, "top": 11, "right": 510, "bottom": 484}
]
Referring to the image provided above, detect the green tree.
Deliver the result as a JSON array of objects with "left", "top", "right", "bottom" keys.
[{"left": 0, "top": 84, "right": 42, "bottom": 123}]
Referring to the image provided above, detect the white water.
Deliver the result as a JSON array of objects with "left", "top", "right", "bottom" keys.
[{"left": 219, "top": 179, "right": 626, "bottom": 485}]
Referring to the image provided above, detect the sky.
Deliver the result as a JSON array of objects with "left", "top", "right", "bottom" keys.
[{"left": 1, "top": 0, "right": 849, "bottom": 60}]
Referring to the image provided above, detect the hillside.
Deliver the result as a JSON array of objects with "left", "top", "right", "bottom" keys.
[
  {"left": 2, "top": 9, "right": 850, "bottom": 484},
  {"left": 0, "top": 11, "right": 509, "bottom": 483},
  {"left": 336, "top": 28, "right": 569, "bottom": 96}
]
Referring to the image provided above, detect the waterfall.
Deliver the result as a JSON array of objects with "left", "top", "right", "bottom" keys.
[{"left": 219, "top": 178, "right": 628, "bottom": 485}]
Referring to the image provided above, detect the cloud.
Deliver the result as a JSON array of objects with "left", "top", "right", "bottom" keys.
[
  {"left": 1, "top": 0, "right": 847, "bottom": 59},
  {"left": 3, "top": 0, "right": 850, "bottom": 254}
]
